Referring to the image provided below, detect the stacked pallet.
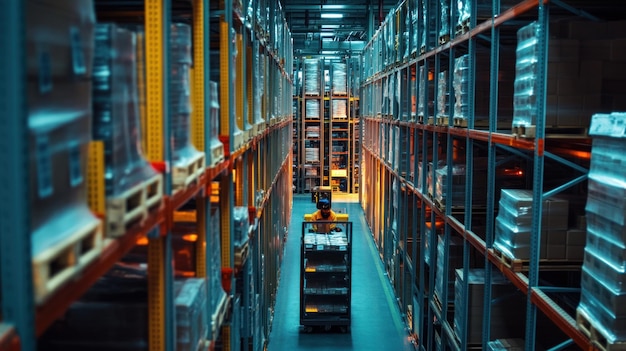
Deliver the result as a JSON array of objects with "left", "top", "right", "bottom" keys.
[
  {"left": 512, "top": 22, "right": 540, "bottom": 137},
  {"left": 454, "top": 269, "right": 525, "bottom": 344},
  {"left": 27, "top": 0, "right": 103, "bottom": 304},
  {"left": 453, "top": 55, "right": 470, "bottom": 125},
  {"left": 332, "top": 62, "right": 347, "bottom": 95},
  {"left": 493, "top": 189, "right": 572, "bottom": 261},
  {"left": 305, "top": 100, "right": 320, "bottom": 119},
  {"left": 170, "top": 23, "right": 205, "bottom": 189},
  {"left": 577, "top": 112, "right": 626, "bottom": 349},
  {"left": 93, "top": 24, "right": 163, "bottom": 237},
  {"left": 304, "top": 59, "right": 321, "bottom": 95}
]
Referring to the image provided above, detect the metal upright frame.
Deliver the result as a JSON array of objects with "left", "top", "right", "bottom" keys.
[{"left": 0, "top": 1, "right": 33, "bottom": 350}]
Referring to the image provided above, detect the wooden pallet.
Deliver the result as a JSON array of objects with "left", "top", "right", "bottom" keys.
[
  {"left": 211, "top": 294, "right": 231, "bottom": 341},
  {"left": 439, "top": 34, "right": 451, "bottom": 45},
  {"left": 577, "top": 308, "right": 626, "bottom": 351},
  {"left": 209, "top": 142, "right": 225, "bottom": 168},
  {"left": 511, "top": 124, "right": 536, "bottom": 139},
  {"left": 33, "top": 217, "right": 103, "bottom": 304},
  {"left": 235, "top": 240, "right": 250, "bottom": 269},
  {"left": 418, "top": 115, "right": 425, "bottom": 124},
  {"left": 427, "top": 117, "right": 435, "bottom": 125},
  {"left": 437, "top": 116, "right": 449, "bottom": 126},
  {"left": 453, "top": 117, "right": 468, "bottom": 128},
  {"left": 173, "top": 152, "right": 206, "bottom": 190},
  {"left": 492, "top": 248, "right": 582, "bottom": 272},
  {"left": 106, "top": 173, "right": 163, "bottom": 237}
]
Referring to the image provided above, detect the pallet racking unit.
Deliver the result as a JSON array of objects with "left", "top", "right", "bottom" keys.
[
  {"left": 0, "top": 0, "right": 293, "bottom": 350},
  {"left": 293, "top": 57, "right": 361, "bottom": 194},
  {"left": 361, "top": 0, "right": 626, "bottom": 350}
]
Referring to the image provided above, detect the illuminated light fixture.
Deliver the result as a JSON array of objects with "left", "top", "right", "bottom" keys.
[
  {"left": 322, "top": 24, "right": 340, "bottom": 29},
  {"left": 322, "top": 5, "right": 346, "bottom": 10},
  {"left": 321, "top": 13, "right": 343, "bottom": 19},
  {"left": 320, "top": 32, "right": 334, "bottom": 37}
]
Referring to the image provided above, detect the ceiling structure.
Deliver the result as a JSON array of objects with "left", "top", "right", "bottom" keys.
[{"left": 281, "top": 0, "right": 397, "bottom": 57}]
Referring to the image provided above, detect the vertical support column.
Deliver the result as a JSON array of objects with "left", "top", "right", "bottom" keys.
[
  {"left": 0, "top": 1, "right": 34, "bottom": 349},
  {"left": 246, "top": 39, "right": 253, "bottom": 137},
  {"left": 148, "top": 235, "right": 166, "bottom": 350},
  {"left": 235, "top": 33, "right": 245, "bottom": 141},
  {"left": 220, "top": 173, "right": 234, "bottom": 272},
  {"left": 526, "top": 3, "right": 550, "bottom": 350},
  {"left": 220, "top": 21, "right": 231, "bottom": 150},
  {"left": 196, "top": 194, "right": 207, "bottom": 278},
  {"left": 481, "top": 1, "right": 500, "bottom": 348},
  {"left": 192, "top": 0, "right": 207, "bottom": 151},
  {"left": 145, "top": 1, "right": 173, "bottom": 350},
  {"left": 235, "top": 159, "right": 244, "bottom": 206}
]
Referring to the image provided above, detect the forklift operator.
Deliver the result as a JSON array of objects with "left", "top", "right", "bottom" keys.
[{"left": 310, "top": 198, "right": 338, "bottom": 233}]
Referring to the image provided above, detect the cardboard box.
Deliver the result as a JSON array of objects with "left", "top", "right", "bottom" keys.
[
  {"left": 610, "top": 39, "right": 626, "bottom": 61},
  {"left": 550, "top": 39, "right": 580, "bottom": 63},
  {"left": 557, "top": 96, "right": 584, "bottom": 126},
  {"left": 566, "top": 245, "right": 584, "bottom": 261},
  {"left": 607, "top": 21, "right": 626, "bottom": 39},
  {"left": 579, "top": 60, "right": 603, "bottom": 94},
  {"left": 568, "top": 21, "right": 608, "bottom": 40},
  {"left": 557, "top": 78, "right": 581, "bottom": 96},
  {"left": 566, "top": 229, "right": 586, "bottom": 246},
  {"left": 26, "top": 0, "right": 95, "bottom": 82},
  {"left": 547, "top": 229, "right": 567, "bottom": 245},
  {"left": 546, "top": 95, "right": 558, "bottom": 126},
  {"left": 580, "top": 40, "right": 612, "bottom": 61},
  {"left": 547, "top": 244, "right": 566, "bottom": 260}
]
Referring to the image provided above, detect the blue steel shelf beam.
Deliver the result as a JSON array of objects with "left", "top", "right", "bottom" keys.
[{"left": 0, "top": 1, "right": 35, "bottom": 350}]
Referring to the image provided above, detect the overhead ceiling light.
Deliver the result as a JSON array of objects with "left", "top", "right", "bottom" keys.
[
  {"left": 320, "top": 32, "right": 334, "bottom": 37},
  {"left": 322, "top": 5, "right": 346, "bottom": 10},
  {"left": 321, "top": 13, "right": 343, "bottom": 19},
  {"left": 321, "top": 24, "right": 340, "bottom": 29}
]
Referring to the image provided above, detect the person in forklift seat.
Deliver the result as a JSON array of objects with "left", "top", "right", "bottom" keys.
[{"left": 310, "top": 198, "right": 339, "bottom": 233}]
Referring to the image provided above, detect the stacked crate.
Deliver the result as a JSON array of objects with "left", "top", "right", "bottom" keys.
[
  {"left": 454, "top": 269, "right": 525, "bottom": 344},
  {"left": 493, "top": 189, "right": 570, "bottom": 261},
  {"left": 26, "top": 0, "right": 103, "bottom": 303},
  {"left": 577, "top": 112, "right": 626, "bottom": 347},
  {"left": 175, "top": 278, "right": 208, "bottom": 351}
]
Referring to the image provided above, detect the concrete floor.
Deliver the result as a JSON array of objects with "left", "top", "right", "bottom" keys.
[{"left": 267, "top": 194, "right": 416, "bottom": 351}]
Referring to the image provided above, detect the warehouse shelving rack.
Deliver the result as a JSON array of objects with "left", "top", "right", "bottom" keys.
[
  {"left": 360, "top": 0, "right": 618, "bottom": 350},
  {"left": 294, "top": 57, "right": 361, "bottom": 194},
  {"left": 0, "top": 0, "right": 293, "bottom": 350}
]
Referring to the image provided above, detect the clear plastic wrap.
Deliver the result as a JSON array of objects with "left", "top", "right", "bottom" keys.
[
  {"left": 332, "top": 62, "right": 347, "bottom": 95},
  {"left": 434, "top": 235, "right": 463, "bottom": 302},
  {"left": 579, "top": 277, "right": 626, "bottom": 341},
  {"left": 453, "top": 55, "right": 470, "bottom": 120},
  {"left": 208, "top": 81, "right": 224, "bottom": 163},
  {"left": 27, "top": 1, "right": 97, "bottom": 253},
  {"left": 418, "top": 65, "right": 426, "bottom": 118},
  {"left": 456, "top": 0, "right": 471, "bottom": 34},
  {"left": 175, "top": 278, "right": 208, "bottom": 351},
  {"left": 304, "top": 59, "right": 321, "bottom": 95},
  {"left": 233, "top": 206, "right": 250, "bottom": 247},
  {"left": 439, "top": 0, "right": 450, "bottom": 42},
  {"left": 512, "top": 22, "right": 540, "bottom": 128},
  {"left": 93, "top": 24, "right": 157, "bottom": 197},
  {"left": 253, "top": 40, "right": 264, "bottom": 125},
  {"left": 583, "top": 239, "right": 626, "bottom": 294},
  {"left": 420, "top": 0, "right": 428, "bottom": 52},
  {"left": 170, "top": 23, "right": 203, "bottom": 170},
  {"left": 305, "top": 100, "right": 320, "bottom": 119},
  {"left": 332, "top": 99, "right": 347, "bottom": 119},
  {"left": 305, "top": 148, "right": 320, "bottom": 163},
  {"left": 436, "top": 71, "right": 448, "bottom": 118}
]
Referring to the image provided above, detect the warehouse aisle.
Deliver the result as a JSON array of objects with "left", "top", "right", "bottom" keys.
[{"left": 267, "top": 194, "right": 415, "bottom": 351}]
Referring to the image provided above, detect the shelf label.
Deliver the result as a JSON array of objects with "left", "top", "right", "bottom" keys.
[
  {"left": 316, "top": 244, "right": 324, "bottom": 251},
  {"left": 339, "top": 246, "right": 347, "bottom": 251}
]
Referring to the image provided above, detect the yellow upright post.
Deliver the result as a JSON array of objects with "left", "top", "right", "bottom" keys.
[{"left": 191, "top": 0, "right": 206, "bottom": 151}]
